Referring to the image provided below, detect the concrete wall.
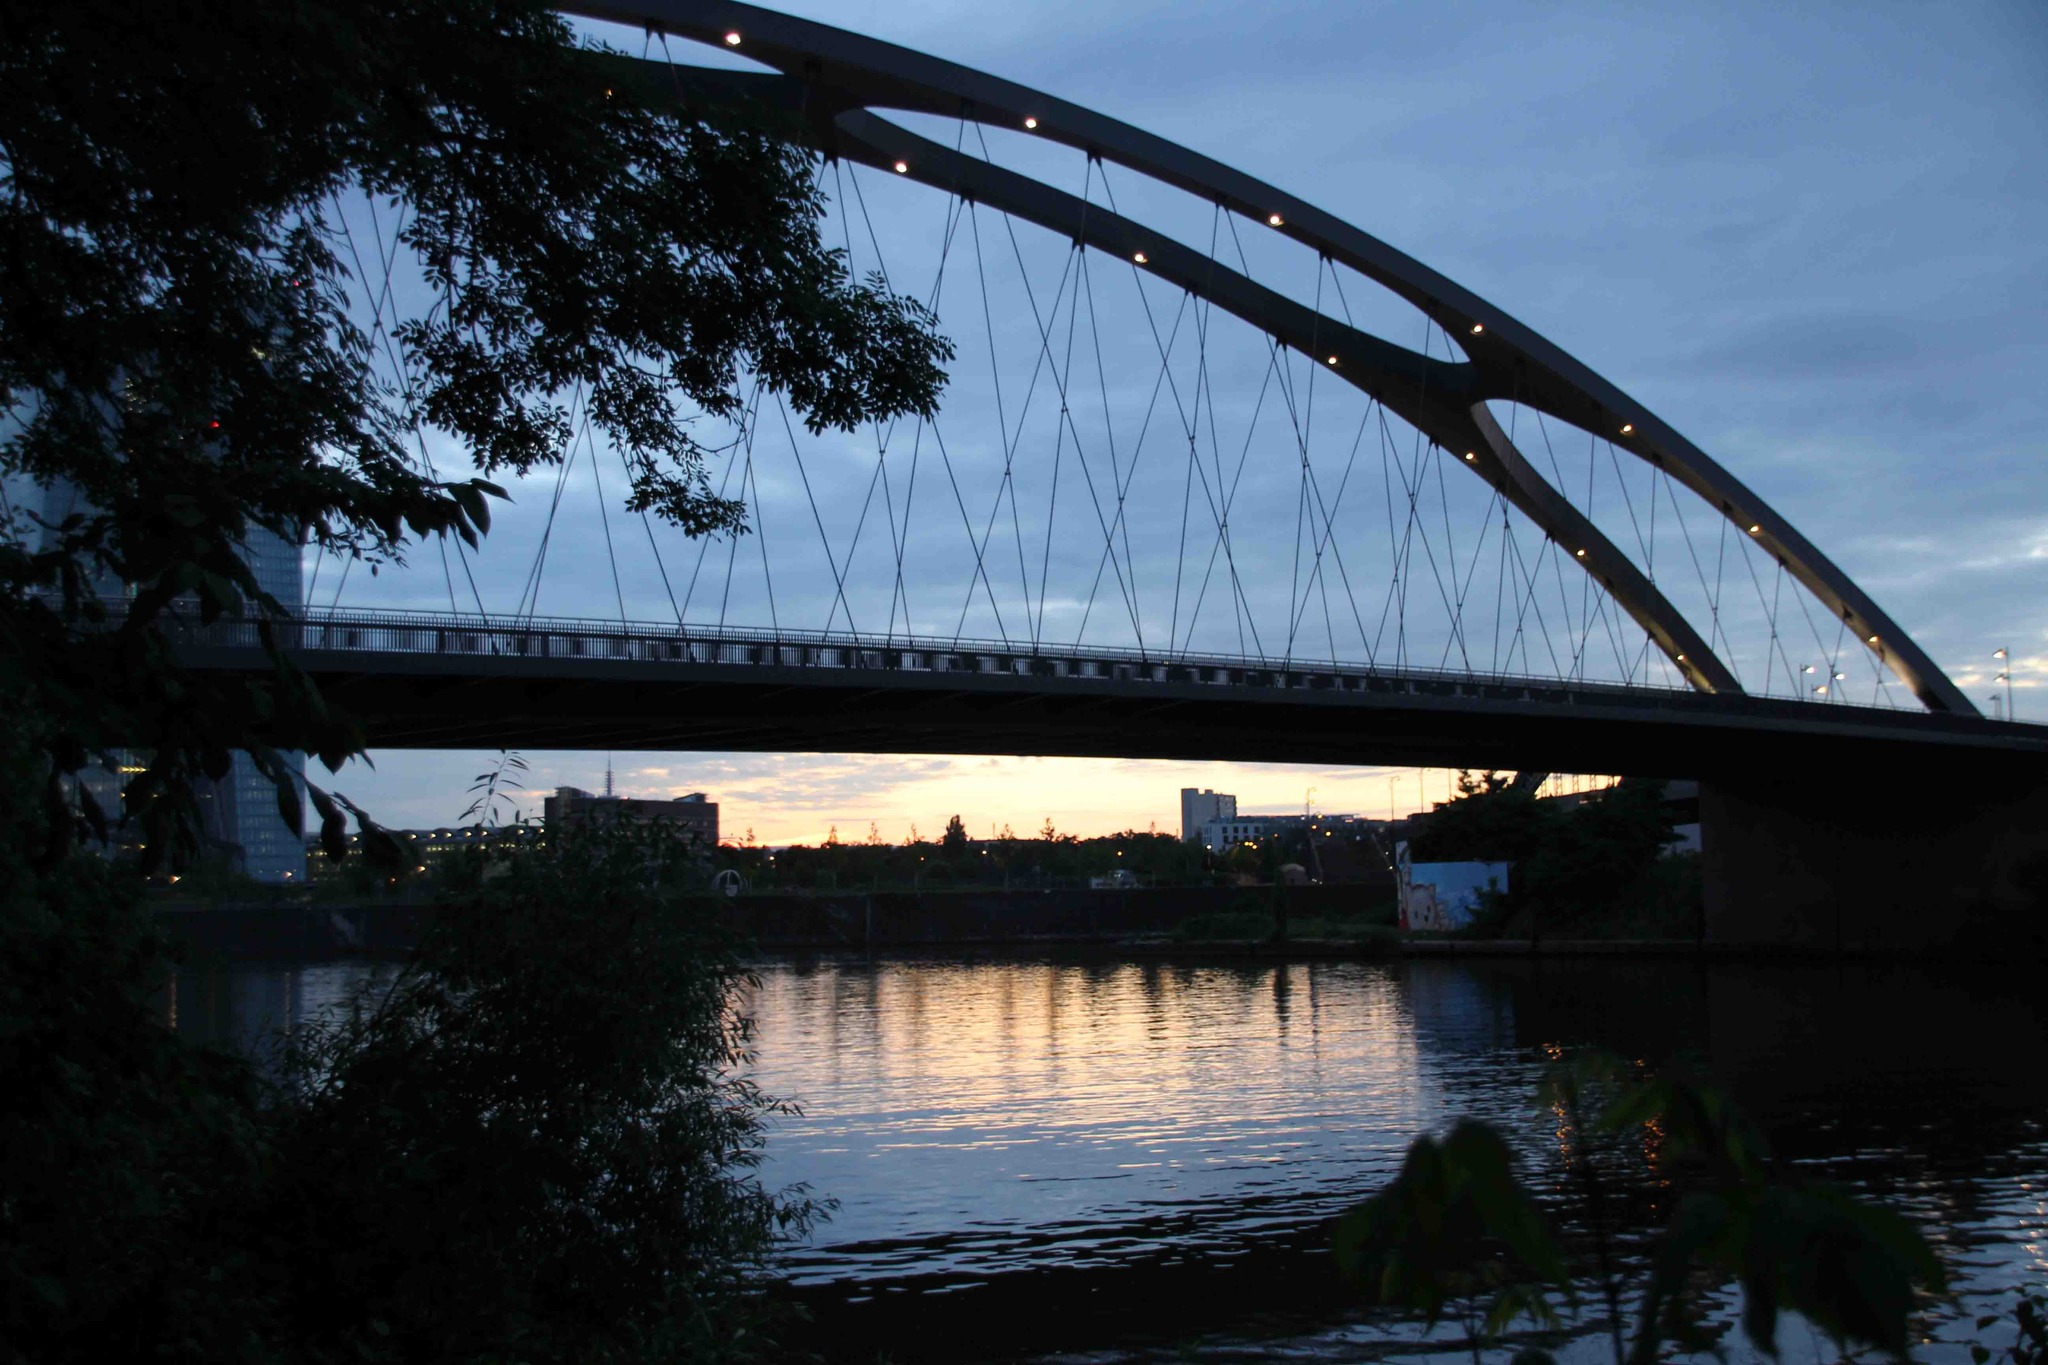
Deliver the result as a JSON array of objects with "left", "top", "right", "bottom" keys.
[
  {"left": 1700, "top": 774, "right": 2048, "bottom": 953},
  {"left": 155, "top": 884, "right": 1392, "bottom": 961}
]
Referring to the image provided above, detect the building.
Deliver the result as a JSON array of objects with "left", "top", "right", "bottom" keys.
[
  {"left": 543, "top": 787, "right": 719, "bottom": 846},
  {"left": 1180, "top": 787, "right": 1237, "bottom": 842},
  {"left": 307, "top": 825, "right": 527, "bottom": 881},
  {"left": 1195, "top": 810, "right": 1374, "bottom": 854},
  {"left": 194, "top": 523, "right": 307, "bottom": 883},
  {"left": 28, "top": 478, "right": 306, "bottom": 882}
]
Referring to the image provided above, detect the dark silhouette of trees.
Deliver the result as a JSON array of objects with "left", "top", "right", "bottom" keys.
[{"left": 2, "top": 0, "right": 950, "bottom": 868}]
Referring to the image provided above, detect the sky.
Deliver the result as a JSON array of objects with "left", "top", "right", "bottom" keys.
[{"left": 315, "top": 0, "right": 2047, "bottom": 843}]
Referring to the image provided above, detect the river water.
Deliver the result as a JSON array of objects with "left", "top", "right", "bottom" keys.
[{"left": 176, "top": 953, "right": 2048, "bottom": 1363}]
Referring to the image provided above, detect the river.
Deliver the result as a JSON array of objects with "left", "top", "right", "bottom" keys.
[{"left": 174, "top": 952, "right": 2048, "bottom": 1363}]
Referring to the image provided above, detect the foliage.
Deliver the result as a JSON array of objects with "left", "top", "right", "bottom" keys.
[
  {"left": 0, "top": 716, "right": 273, "bottom": 1362},
  {"left": 1975, "top": 1287, "right": 2048, "bottom": 1365},
  {"left": 1412, "top": 776, "right": 1682, "bottom": 935},
  {"left": 460, "top": 747, "right": 529, "bottom": 827},
  {"left": 1334, "top": 1121, "right": 1571, "bottom": 1348},
  {"left": 267, "top": 814, "right": 814, "bottom": 1361},
  {"left": 1335, "top": 1051, "right": 1947, "bottom": 1365},
  {"left": 0, "top": 750, "right": 813, "bottom": 1362},
  {"left": 1, "top": 0, "right": 951, "bottom": 868},
  {"left": 722, "top": 825, "right": 1214, "bottom": 892}
]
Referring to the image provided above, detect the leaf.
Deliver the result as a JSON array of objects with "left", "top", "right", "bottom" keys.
[{"left": 1333, "top": 1120, "right": 1569, "bottom": 1331}]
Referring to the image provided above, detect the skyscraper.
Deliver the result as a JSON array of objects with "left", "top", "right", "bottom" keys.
[
  {"left": 195, "top": 522, "right": 307, "bottom": 883},
  {"left": 29, "top": 477, "right": 307, "bottom": 882}
]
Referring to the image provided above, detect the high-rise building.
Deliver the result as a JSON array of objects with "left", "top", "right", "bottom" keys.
[
  {"left": 1180, "top": 787, "right": 1237, "bottom": 842},
  {"left": 200, "top": 522, "right": 307, "bottom": 883},
  {"left": 29, "top": 476, "right": 307, "bottom": 882}
]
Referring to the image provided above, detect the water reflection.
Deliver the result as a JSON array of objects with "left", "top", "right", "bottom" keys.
[{"left": 177, "top": 953, "right": 2048, "bottom": 1362}]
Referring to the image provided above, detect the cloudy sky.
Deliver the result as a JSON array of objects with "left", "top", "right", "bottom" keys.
[{"left": 320, "top": 0, "right": 2046, "bottom": 843}]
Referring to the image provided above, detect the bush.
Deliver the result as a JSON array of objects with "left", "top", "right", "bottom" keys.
[{"left": 0, "top": 798, "right": 812, "bottom": 1363}]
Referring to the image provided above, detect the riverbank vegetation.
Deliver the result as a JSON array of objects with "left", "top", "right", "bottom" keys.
[
  {"left": 1410, "top": 774, "right": 1702, "bottom": 939},
  {"left": 2, "top": 793, "right": 807, "bottom": 1362},
  {"left": 3, "top": 2, "right": 948, "bottom": 1358},
  {"left": 1338, "top": 1050, "right": 1949, "bottom": 1364}
]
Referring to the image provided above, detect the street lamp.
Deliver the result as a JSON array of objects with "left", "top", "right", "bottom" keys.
[
  {"left": 1994, "top": 647, "right": 2013, "bottom": 721},
  {"left": 1389, "top": 774, "right": 1402, "bottom": 823}
]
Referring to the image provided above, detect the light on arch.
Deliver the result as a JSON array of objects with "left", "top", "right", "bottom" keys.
[
  {"left": 1024, "top": 116, "right": 1038, "bottom": 129},
  {"left": 893, "top": 160, "right": 909, "bottom": 174},
  {"left": 1133, "top": 251, "right": 1148, "bottom": 264},
  {"left": 724, "top": 30, "right": 742, "bottom": 45},
  {"left": 1619, "top": 423, "right": 1634, "bottom": 435},
  {"left": 1469, "top": 323, "right": 1484, "bottom": 335},
  {"left": 1267, "top": 213, "right": 1283, "bottom": 227},
  {"left": 1463, "top": 451, "right": 1476, "bottom": 462}
]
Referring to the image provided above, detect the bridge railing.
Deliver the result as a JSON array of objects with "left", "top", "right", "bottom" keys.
[{"left": 123, "top": 597, "right": 1767, "bottom": 708}]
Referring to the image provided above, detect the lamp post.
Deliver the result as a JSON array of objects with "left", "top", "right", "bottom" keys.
[
  {"left": 1389, "top": 774, "right": 1402, "bottom": 824},
  {"left": 1994, "top": 647, "right": 2012, "bottom": 721}
]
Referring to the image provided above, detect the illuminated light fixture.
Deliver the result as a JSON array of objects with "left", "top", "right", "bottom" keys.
[
  {"left": 1676, "top": 653, "right": 1686, "bottom": 662},
  {"left": 1833, "top": 671, "right": 1847, "bottom": 681},
  {"left": 1024, "top": 116, "right": 1038, "bottom": 129},
  {"left": 1326, "top": 354, "right": 1339, "bottom": 366},
  {"left": 1867, "top": 634, "right": 1880, "bottom": 645},
  {"left": 1619, "top": 423, "right": 1634, "bottom": 435},
  {"left": 1575, "top": 548, "right": 1587, "bottom": 558},
  {"left": 724, "top": 30, "right": 742, "bottom": 45},
  {"left": 1267, "top": 213, "right": 1283, "bottom": 227},
  {"left": 1748, "top": 524, "right": 1761, "bottom": 534},
  {"left": 1463, "top": 451, "right": 1476, "bottom": 462},
  {"left": 208, "top": 420, "right": 221, "bottom": 429},
  {"left": 1994, "top": 647, "right": 2009, "bottom": 658},
  {"left": 1133, "top": 251, "right": 1148, "bottom": 264},
  {"left": 1813, "top": 684, "right": 1829, "bottom": 696},
  {"left": 1469, "top": 323, "right": 1484, "bottom": 335},
  {"left": 1802, "top": 664, "right": 1816, "bottom": 674},
  {"left": 893, "top": 160, "right": 909, "bottom": 174}
]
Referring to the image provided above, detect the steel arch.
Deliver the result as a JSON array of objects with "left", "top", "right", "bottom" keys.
[{"left": 569, "top": 0, "right": 1972, "bottom": 714}]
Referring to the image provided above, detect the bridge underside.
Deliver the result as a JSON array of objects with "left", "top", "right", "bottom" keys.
[{"left": 188, "top": 649, "right": 2046, "bottom": 785}]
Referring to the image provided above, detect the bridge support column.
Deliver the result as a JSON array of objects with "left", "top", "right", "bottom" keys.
[{"left": 1699, "top": 772, "right": 2048, "bottom": 954}]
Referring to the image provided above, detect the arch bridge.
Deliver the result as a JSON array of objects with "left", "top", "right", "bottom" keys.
[{"left": 199, "top": 1, "right": 2047, "bottom": 948}]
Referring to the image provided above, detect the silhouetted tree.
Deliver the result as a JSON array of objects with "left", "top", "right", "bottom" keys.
[{"left": 2, "top": 0, "right": 950, "bottom": 867}]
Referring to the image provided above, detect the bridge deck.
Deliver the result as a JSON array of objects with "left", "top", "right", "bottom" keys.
[{"left": 166, "top": 607, "right": 2048, "bottom": 781}]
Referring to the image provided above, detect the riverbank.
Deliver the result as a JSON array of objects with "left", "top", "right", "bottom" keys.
[{"left": 153, "top": 894, "right": 1968, "bottom": 964}]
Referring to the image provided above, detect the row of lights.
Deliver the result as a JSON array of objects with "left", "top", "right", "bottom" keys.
[{"left": 774, "top": 21, "right": 1871, "bottom": 681}]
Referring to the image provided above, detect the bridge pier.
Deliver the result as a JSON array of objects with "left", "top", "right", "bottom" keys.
[{"left": 1700, "top": 771, "right": 2048, "bottom": 954}]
